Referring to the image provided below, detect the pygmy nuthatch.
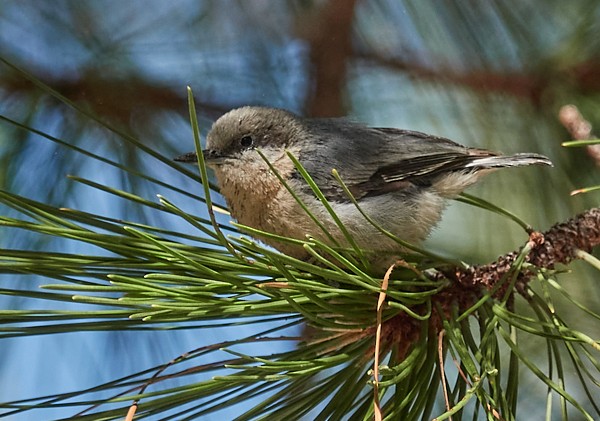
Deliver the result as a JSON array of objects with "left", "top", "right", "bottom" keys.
[{"left": 176, "top": 106, "right": 552, "bottom": 267}]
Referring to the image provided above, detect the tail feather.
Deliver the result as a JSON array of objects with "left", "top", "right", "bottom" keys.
[{"left": 466, "top": 153, "right": 553, "bottom": 169}]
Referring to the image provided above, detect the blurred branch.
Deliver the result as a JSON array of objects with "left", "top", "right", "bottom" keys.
[
  {"left": 1, "top": 67, "right": 227, "bottom": 123},
  {"left": 356, "top": 51, "right": 600, "bottom": 104},
  {"left": 559, "top": 104, "right": 594, "bottom": 140},
  {"left": 302, "top": 0, "right": 357, "bottom": 117},
  {"left": 559, "top": 104, "right": 599, "bottom": 166}
]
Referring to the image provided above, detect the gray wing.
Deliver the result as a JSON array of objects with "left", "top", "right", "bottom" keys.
[{"left": 295, "top": 120, "right": 492, "bottom": 201}]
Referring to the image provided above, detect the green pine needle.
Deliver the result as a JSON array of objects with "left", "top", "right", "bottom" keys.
[{"left": 0, "top": 87, "right": 598, "bottom": 420}]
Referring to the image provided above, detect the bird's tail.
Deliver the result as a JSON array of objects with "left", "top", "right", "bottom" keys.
[{"left": 466, "top": 153, "right": 553, "bottom": 169}]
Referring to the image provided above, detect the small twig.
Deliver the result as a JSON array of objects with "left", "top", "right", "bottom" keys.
[
  {"left": 438, "top": 330, "right": 452, "bottom": 420},
  {"left": 559, "top": 105, "right": 594, "bottom": 140},
  {"left": 452, "top": 208, "right": 600, "bottom": 291},
  {"left": 375, "top": 208, "right": 600, "bottom": 363},
  {"left": 559, "top": 104, "right": 599, "bottom": 166},
  {"left": 373, "top": 261, "right": 395, "bottom": 421}
]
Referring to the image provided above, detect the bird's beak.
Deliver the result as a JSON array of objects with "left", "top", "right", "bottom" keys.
[
  {"left": 174, "top": 150, "right": 229, "bottom": 165},
  {"left": 174, "top": 151, "right": 198, "bottom": 163}
]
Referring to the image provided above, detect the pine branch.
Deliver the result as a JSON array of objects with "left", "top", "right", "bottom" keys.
[
  {"left": 377, "top": 208, "right": 600, "bottom": 360},
  {"left": 456, "top": 207, "right": 600, "bottom": 288}
]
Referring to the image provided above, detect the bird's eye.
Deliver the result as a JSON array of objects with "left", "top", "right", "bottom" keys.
[{"left": 240, "top": 135, "right": 253, "bottom": 148}]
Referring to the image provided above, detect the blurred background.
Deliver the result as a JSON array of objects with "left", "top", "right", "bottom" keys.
[{"left": 0, "top": 0, "right": 598, "bottom": 419}]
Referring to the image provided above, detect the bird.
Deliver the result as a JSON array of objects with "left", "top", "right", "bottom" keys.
[{"left": 176, "top": 106, "right": 552, "bottom": 269}]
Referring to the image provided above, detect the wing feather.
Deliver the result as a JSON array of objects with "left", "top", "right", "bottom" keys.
[{"left": 296, "top": 120, "right": 491, "bottom": 201}]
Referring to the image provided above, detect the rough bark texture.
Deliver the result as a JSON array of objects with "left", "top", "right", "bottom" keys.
[{"left": 381, "top": 208, "right": 600, "bottom": 358}]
